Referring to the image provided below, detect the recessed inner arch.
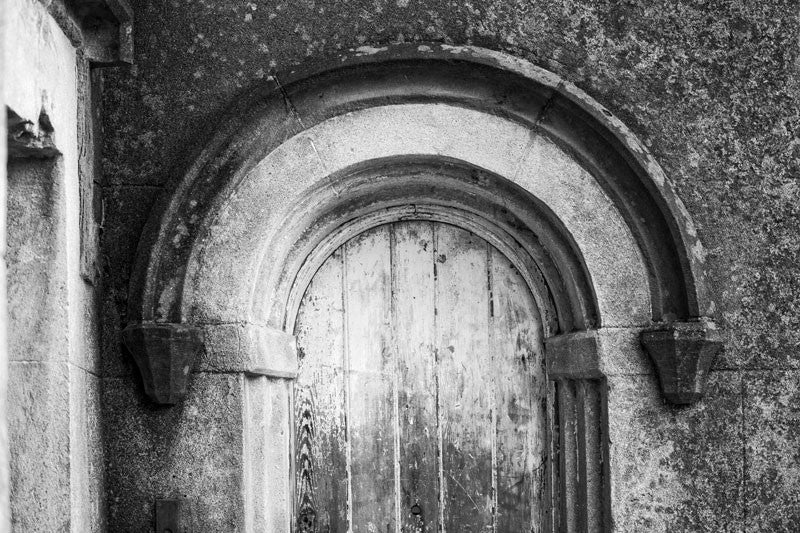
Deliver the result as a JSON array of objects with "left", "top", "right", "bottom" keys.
[
  {"left": 285, "top": 204, "right": 553, "bottom": 336},
  {"left": 253, "top": 158, "right": 599, "bottom": 336}
]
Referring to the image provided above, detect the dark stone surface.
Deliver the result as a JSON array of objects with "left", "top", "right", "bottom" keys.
[
  {"left": 102, "top": 372, "right": 246, "bottom": 531},
  {"left": 101, "top": 185, "right": 160, "bottom": 379},
  {"left": 692, "top": 178, "right": 800, "bottom": 371},
  {"left": 744, "top": 370, "right": 800, "bottom": 531}
]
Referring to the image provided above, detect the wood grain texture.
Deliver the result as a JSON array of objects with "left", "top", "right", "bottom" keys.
[
  {"left": 293, "top": 220, "right": 547, "bottom": 533},
  {"left": 294, "top": 249, "right": 348, "bottom": 533}
]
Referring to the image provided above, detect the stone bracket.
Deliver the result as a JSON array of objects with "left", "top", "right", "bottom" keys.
[
  {"left": 121, "top": 323, "right": 204, "bottom": 405},
  {"left": 640, "top": 320, "right": 722, "bottom": 405},
  {"left": 122, "top": 322, "right": 297, "bottom": 405},
  {"left": 547, "top": 324, "right": 722, "bottom": 404},
  {"left": 545, "top": 328, "right": 651, "bottom": 380}
]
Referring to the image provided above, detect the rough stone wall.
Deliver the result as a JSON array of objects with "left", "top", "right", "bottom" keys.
[
  {"left": 101, "top": 1, "right": 800, "bottom": 531},
  {"left": 5, "top": 0, "right": 105, "bottom": 531}
]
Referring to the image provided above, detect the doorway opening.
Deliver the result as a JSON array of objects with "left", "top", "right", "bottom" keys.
[{"left": 291, "top": 217, "right": 548, "bottom": 532}]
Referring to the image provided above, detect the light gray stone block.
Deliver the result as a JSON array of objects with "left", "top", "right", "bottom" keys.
[
  {"left": 8, "top": 362, "right": 71, "bottom": 532},
  {"left": 606, "top": 371, "right": 743, "bottom": 532}
]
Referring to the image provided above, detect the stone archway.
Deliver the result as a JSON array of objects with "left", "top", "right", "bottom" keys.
[{"left": 122, "top": 44, "right": 721, "bottom": 531}]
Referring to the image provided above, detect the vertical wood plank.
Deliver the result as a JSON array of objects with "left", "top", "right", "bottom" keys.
[
  {"left": 490, "top": 249, "right": 546, "bottom": 533},
  {"left": 393, "top": 222, "right": 438, "bottom": 533},
  {"left": 345, "top": 225, "right": 396, "bottom": 533},
  {"left": 435, "top": 224, "right": 494, "bottom": 533},
  {"left": 293, "top": 250, "right": 349, "bottom": 533}
]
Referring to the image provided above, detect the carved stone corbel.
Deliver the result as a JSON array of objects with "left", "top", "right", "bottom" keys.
[
  {"left": 640, "top": 320, "right": 722, "bottom": 405},
  {"left": 121, "top": 323, "right": 204, "bottom": 405},
  {"left": 122, "top": 322, "right": 297, "bottom": 405}
]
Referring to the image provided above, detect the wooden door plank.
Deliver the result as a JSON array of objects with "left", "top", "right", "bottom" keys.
[
  {"left": 434, "top": 224, "right": 494, "bottom": 533},
  {"left": 490, "top": 248, "right": 546, "bottom": 532},
  {"left": 344, "top": 225, "right": 397, "bottom": 533},
  {"left": 294, "top": 250, "right": 349, "bottom": 532},
  {"left": 392, "top": 221, "right": 438, "bottom": 533}
]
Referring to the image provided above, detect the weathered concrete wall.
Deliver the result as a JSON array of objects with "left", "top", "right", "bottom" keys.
[
  {"left": 101, "top": 1, "right": 800, "bottom": 531},
  {"left": 5, "top": 0, "right": 105, "bottom": 530}
]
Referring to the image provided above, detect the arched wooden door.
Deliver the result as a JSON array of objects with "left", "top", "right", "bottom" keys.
[{"left": 293, "top": 220, "right": 547, "bottom": 533}]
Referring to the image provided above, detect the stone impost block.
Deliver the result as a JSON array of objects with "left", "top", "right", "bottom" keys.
[
  {"left": 202, "top": 324, "right": 297, "bottom": 379},
  {"left": 547, "top": 325, "right": 721, "bottom": 403},
  {"left": 640, "top": 320, "right": 722, "bottom": 405},
  {"left": 121, "top": 323, "right": 204, "bottom": 405},
  {"left": 546, "top": 330, "right": 604, "bottom": 379},
  {"left": 545, "top": 328, "right": 652, "bottom": 380}
]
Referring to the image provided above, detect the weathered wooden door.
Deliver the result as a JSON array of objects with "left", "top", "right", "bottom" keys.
[{"left": 293, "top": 220, "right": 546, "bottom": 533}]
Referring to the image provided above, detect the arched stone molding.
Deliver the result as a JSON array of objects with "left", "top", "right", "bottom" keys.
[
  {"left": 126, "top": 43, "right": 714, "bottom": 327},
  {"left": 120, "top": 43, "right": 722, "bottom": 532},
  {"left": 124, "top": 43, "right": 721, "bottom": 398}
]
